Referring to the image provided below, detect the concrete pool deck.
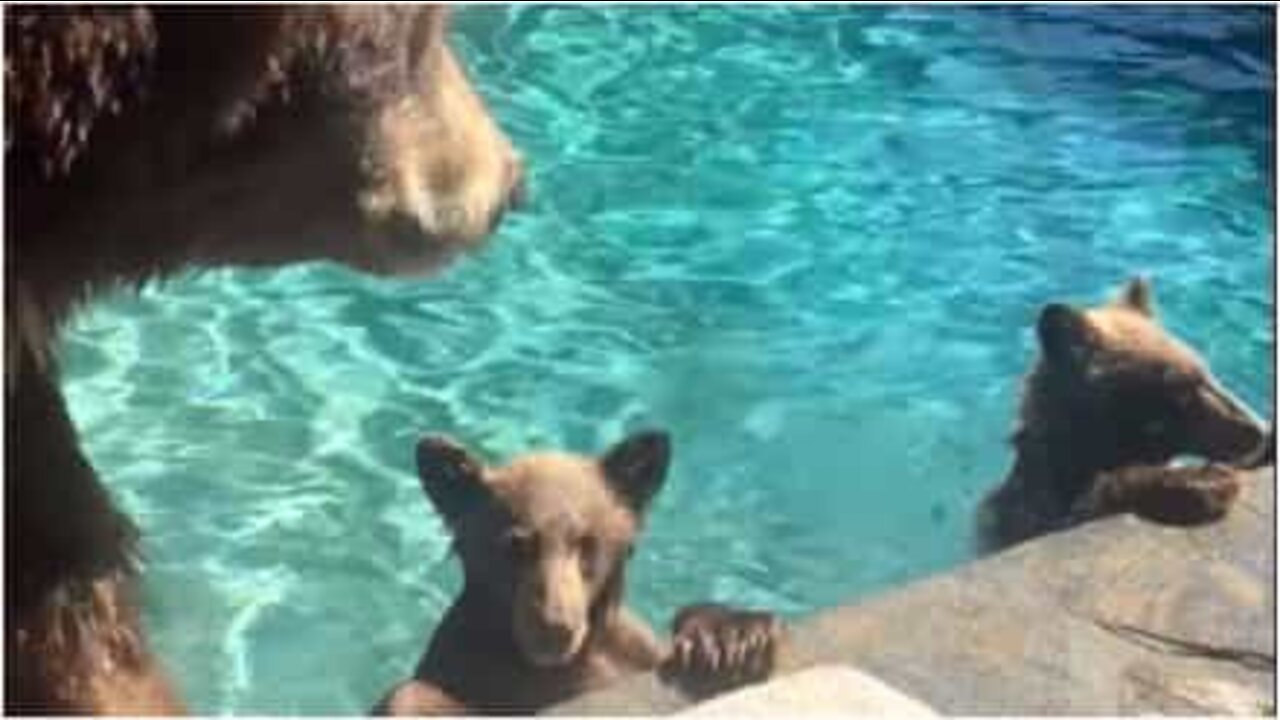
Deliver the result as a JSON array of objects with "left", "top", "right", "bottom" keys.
[{"left": 551, "top": 467, "right": 1275, "bottom": 715}]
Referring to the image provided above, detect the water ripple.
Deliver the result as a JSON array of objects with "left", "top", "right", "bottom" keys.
[{"left": 59, "top": 6, "right": 1273, "bottom": 713}]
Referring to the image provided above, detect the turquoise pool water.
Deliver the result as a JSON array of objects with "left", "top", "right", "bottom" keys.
[{"left": 61, "top": 6, "right": 1273, "bottom": 713}]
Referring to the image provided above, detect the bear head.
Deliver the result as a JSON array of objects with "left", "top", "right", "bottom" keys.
[
  {"left": 6, "top": 6, "right": 525, "bottom": 280},
  {"left": 415, "top": 430, "right": 671, "bottom": 668},
  {"left": 1032, "top": 276, "right": 1267, "bottom": 476}
]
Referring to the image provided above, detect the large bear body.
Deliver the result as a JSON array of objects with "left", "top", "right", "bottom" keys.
[{"left": 6, "top": 6, "right": 523, "bottom": 712}]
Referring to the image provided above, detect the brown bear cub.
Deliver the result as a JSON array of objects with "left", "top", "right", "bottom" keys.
[
  {"left": 977, "top": 277, "right": 1271, "bottom": 553},
  {"left": 374, "top": 430, "right": 783, "bottom": 715}
]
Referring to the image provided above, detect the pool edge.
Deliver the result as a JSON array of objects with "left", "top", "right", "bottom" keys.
[{"left": 549, "top": 466, "right": 1276, "bottom": 715}]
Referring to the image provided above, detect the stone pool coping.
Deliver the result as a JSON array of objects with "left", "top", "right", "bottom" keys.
[
  {"left": 675, "top": 665, "right": 938, "bottom": 716},
  {"left": 550, "top": 467, "right": 1275, "bottom": 715}
]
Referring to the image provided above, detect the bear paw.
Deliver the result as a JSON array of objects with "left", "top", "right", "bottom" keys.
[
  {"left": 659, "top": 603, "right": 783, "bottom": 700},
  {"left": 1074, "top": 463, "right": 1243, "bottom": 526}
]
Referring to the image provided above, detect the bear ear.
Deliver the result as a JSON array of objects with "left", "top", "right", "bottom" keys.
[
  {"left": 1037, "top": 303, "right": 1098, "bottom": 365},
  {"left": 1115, "top": 276, "right": 1156, "bottom": 317},
  {"left": 600, "top": 430, "right": 672, "bottom": 515},
  {"left": 416, "top": 434, "right": 489, "bottom": 527}
]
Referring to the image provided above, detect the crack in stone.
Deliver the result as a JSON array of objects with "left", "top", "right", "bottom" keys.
[{"left": 1085, "top": 616, "right": 1273, "bottom": 674}]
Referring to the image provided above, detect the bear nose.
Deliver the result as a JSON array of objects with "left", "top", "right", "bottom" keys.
[
  {"left": 540, "top": 618, "right": 575, "bottom": 648},
  {"left": 1240, "top": 427, "right": 1274, "bottom": 469},
  {"left": 505, "top": 159, "right": 528, "bottom": 212}
]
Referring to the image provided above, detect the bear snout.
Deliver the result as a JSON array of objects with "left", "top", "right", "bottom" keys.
[
  {"left": 482, "top": 156, "right": 527, "bottom": 235},
  {"left": 346, "top": 28, "right": 523, "bottom": 278},
  {"left": 1187, "top": 379, "right": 1267, "bottom": 465},
  {"left": 514, "top": 610, "right": 588, "bottom": 668},
  {"left": 531, "top": 617, "right": 580, "bottom": 655},
  {"left": 1237, "top": 427, "right": 1274, "bottom": 470},
  {"left": 513, "top": 561, "right": 590, "bottom": 667}
]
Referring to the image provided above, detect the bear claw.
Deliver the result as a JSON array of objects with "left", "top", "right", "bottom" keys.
[{"left": 659, "top": 603, "right": 783, "bottom": 699}]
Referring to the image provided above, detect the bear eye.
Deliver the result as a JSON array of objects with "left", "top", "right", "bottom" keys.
[
  {"left": 578, "top": 535, "right": 600, "bottom": 577},
  {"left": 1162, "top": 367, "right": 1202, "bottom": 398},
  {"left": 505, "top": 530, "right": 538, "bottom": 561}
]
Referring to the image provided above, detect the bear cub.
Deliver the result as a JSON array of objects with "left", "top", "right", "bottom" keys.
[
  {"left": 977, "top": 277, "right": 1271, "bottom": 553},
  {"left": 375, "top": 430, "right": 783, "bottom": 715}
]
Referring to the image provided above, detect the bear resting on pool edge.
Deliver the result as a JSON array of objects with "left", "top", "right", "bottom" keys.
[
  {"left": 374, "top": 430, "right": 784, "bottom": 715},
  {"left": 976, "top": 277, "right": 1271, "bottom": 553}
]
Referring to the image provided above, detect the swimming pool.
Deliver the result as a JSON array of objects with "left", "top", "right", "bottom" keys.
[{"left": 61, "top": 6, "right": 1274, "bottom": 713}]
